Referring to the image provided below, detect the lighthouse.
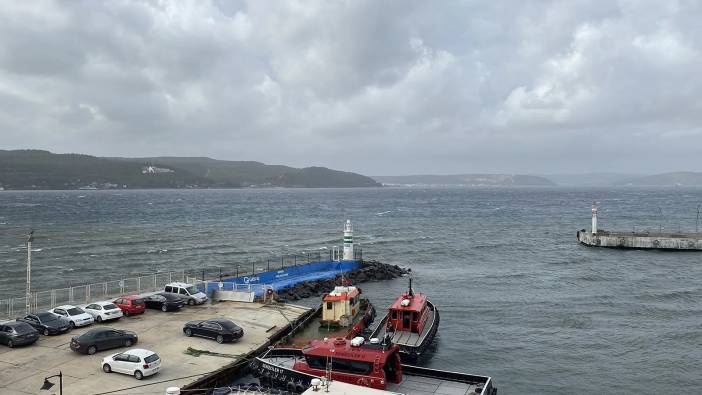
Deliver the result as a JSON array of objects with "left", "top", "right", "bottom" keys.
[
  {"left": 591, "top": 202, "right": 598, "bottom": 235},
  {"left": 343, "top": 219, "right": 354, "bottom": 260}
]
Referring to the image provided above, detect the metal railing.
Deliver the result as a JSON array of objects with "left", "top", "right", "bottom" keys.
[
  {"left": 0, "top": 248, "right": 363, "bottom": 321},
  {"left": 0, "top": 270, "right": 186, "bottom": 322}
]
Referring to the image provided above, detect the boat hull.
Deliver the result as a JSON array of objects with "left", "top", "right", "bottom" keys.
[
  {"left": 278, "top": 300, "right": 376, "bottom": 348},
  {"left": 371, "top": 299, "right": 440, "bottom": 363},
  {"left": 249, "top": 348, "right": 496, "bottom": 395}
]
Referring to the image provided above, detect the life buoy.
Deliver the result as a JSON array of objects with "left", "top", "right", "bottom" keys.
[
  {"left": 295, "top": 382, "right": 306, "bottom": 392},
  {"left": 287, "top": 381, "right": 297, "bottom": 391}
]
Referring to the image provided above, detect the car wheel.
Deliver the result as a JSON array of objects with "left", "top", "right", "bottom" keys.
[
  {"left": 87, "top": 345, "right": 97, "bottom": 355},
  {"left": 7, "top": 340, "right": 13, "bottom": 348},
  {"left": 96, "top": 316, "right": 102, "bottom": 323},
  {"left": 188, "top": 299, "right": 195, "bottom": 306},
  {"left": 103, "top": 364, "right": 111, "bottom": 373},
  {"left": 184, "top": 328, "right": 192, "bottom": 337},
  {"left": 125, "top": 339, "right": 133, "bottom": 347},
  {"left": 134, "top": 370, "right": 143, "bottom": 380},
  {"left": 124, "top": 311, "right": 130, "bottom": 317},
  {"left": 43, "top": 329, "right": 50, "bottom": 336},
  {"left": 69, "top": 321, "right": 75, "bottom": 329},
  {"left": 216, "top": 335, "right": 224, "bottom": 344},
  {"left": 161, "top": 304, "right": 168, "bottom": 312}
]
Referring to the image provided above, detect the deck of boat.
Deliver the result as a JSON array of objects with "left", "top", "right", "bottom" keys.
[
  {"left": 387, "top": 374, "right": 484, "bottom": 395},
  {"left": 373, "top": 305, "right": 436, "bottom": 348},
  {"left": 260, "top": 356, "right": 486, "bottom": 395}
]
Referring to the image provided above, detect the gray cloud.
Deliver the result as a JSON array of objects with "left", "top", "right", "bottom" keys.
[{"left": 0, "top": 0, "right": 700, "bottom": 175}]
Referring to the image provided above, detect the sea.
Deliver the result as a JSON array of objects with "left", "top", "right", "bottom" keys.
[{"left": 1, "top": 187, "right": 702, "bottom": 394}]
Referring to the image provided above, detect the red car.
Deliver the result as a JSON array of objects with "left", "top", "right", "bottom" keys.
[{"left": 113, "top": 296, "right": 146, "bottom": 316}]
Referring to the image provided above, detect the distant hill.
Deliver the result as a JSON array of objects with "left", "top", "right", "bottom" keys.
[
  {"left": 617, "top": 172, "right": 702, "bottom": 186},
  {"left": 544, "top": 173, "right": 644, "bottom": 186},
  {"left": 0, "top": 150, "right": 380, "bottom": 189},
  {"left": 372, "top": 174, "right": 555, "bottom": 186}
]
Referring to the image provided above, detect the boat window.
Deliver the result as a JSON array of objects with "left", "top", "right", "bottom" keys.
[
  {"left": 391, "top": 310, "right": 397, "bottom": 320},
  {"left": 331, "top": 359, "right": 373, "bottom": 375},
  {"left": 305, "top": 356, "right": 327, "bottom": 370},
  {"left": 326, "top": 302, "right": 333, "bottom": 310}
]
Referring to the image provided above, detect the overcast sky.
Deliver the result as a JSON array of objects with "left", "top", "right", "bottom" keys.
[{"left": 1, "top": 1, "right": 700, "bottom": 175}]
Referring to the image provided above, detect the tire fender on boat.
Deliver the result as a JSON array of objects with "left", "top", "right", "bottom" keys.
[{"left": 286, "top": 381, "right": 297, "bottom": 392}]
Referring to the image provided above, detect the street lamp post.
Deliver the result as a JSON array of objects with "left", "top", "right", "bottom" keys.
[
  {"left": 40, "top": 371, "right": 62, "bottom": 395},
  {"left": 26, "top": 231, "right": 34, "bottom": 315}
]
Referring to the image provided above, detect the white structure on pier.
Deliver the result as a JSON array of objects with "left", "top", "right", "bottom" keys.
[
  {"left": 343, "top": 219, "right": 354, "bottom": 260},
  {"left": 591, "top": 202, "right": 598, "bottom": 235}
]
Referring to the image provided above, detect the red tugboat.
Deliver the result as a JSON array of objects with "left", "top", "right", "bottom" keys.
[
  {"left": 250, "top": 337, "right": 496, "bottom": 394},
  {"left": 370, "top": 276, "right": 440, "bottom": 362}
]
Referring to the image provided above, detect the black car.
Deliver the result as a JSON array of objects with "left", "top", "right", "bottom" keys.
[
  {"left": 0, "top": 322, "right": 40, "bottom": 348},
  {"left": 17, "top": 312, "right": 71, "bottom": 336},
  {"left": 183, "top": 318, "right": 244, "bottom": 343},
  {"left": 143, "top": 292, "right": 186, "bottom": 312},
  {"left": 70, "top": 327, "right": 138, "bottom": 355}
]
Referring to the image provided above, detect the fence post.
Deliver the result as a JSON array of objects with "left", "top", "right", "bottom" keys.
[
  {"left": 137, "top": 277, "right": 141, "bottom": 294},
  {"left": 169, "top": 272, "right": 173, "bottom": 284},
  {"left": 294, "top": 255, "right": 297, "bottom": 267},
  {"left": 103, "top": 282, "right": 107, "bottom": 298},
  {"left": 51, "top": 290, "right": 56, "bottom": 308},
  {"left": 85, "top": 285, "right": 90, "bottom": 304},
  {"left": 69, "top": 287, "right": 73, "bottom": 304},
  {"left": 267, "top": 259, "right": 270, "bottom": 271},
  {"left": 201, "top": 270, "right": 205, "bottom": 282},
  {"left": 252, "top": 262, "right": 255, "bottom": 275},
  {"left": 281, "top": 255, "right": 284, "bottom": 269}
]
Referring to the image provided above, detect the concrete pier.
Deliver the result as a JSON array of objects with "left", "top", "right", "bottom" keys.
[
  {"left": 577, "top": 229, "right": 702, "bottom": 250},
  {"left": 0, "top": 301, "right": 310, "bottom": 394}
]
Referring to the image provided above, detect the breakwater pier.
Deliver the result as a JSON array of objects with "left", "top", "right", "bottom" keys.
[{"left": 577, "top": 203, "right": 702, "bottom": 250}]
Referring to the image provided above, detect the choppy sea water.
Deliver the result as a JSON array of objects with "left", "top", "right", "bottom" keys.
[{"left": 1, "top": 187, "right": 702, "bottom": 394}]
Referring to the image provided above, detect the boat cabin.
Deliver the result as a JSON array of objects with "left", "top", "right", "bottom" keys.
[
  {"left": 387, "top": 278, "right": 428, "bottom": 334},
  {"left": 294, "top": 337, "right": 403, "bottom": 390},
  {"left": 321, "top": 285, "right": 361, "bottom": 327}
]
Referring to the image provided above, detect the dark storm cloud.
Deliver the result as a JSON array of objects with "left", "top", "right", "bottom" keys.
[{"left": 0, "top": 1, "right": 701, "bottom": 174}]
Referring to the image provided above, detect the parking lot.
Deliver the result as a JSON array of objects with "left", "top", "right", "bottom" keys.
[{"left": 0, "top": 301, "right": 310, "bottom": 394}]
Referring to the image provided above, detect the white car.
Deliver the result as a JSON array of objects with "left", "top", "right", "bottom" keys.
[
  {"left": 84, "top": 301, "right": 123, "bottom": 323},
  {"left": 50, "top": 305, "right": 94, "bottom": 328},
  {"left": 102, "top": 348, "right": 161, "bottom": 380},
  {"left": 163, "top": 282, "right": 208, "bottom": 305}
]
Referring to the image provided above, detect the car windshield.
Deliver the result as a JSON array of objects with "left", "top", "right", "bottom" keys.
[
  {"left": 13, "top": 323, "right": 35, "bottom": 334},
  {"left": 186, "top": 286, "right": 198, "bottom": 294},
  {"left": 218, "top": 320, "right": 240, "bottom": 330},
  {"left": 67, "top": 307, "right": 84, "bottom": 315},
  {"left": 37, "top": 312, "right": 57, "bottom": 322},
  {"left": 104, "top": 304, "right": 119, "bottom": 310},
  {"left": 144, "top": 354, "right": 160, "bottom": 363}
]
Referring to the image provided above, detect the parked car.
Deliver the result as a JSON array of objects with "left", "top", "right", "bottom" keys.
[
  {"left": 17, "top": 312, "right": 71, "bottom": 336},
  {"left": 102, "top": 348, "right": 161, "bottom": 380},
  {"left": 0, "top": 322, "right": 40, "bottom": 348},
  {"left": 183, "top": 318, "right": 243, "bottom": 343},
  {"left": 70, "top": 327, "right": 138, "bottom": 355},
  {"left": 113, "top": 296, "right": 146, "bottom": 316},
  {"left": 84, "top": 301, "right": 124, "bottom": 323},
  {"left": 163, "top": 282, "right": 207, "bottom": 305},
  {"left": 50, "top": 305, "right": 94, "bottom": 328},
  {"left": 143, "top": 293, "right": 186, "bottom": 312}
]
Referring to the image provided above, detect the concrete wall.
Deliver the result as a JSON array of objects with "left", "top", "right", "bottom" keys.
[{"left": 577, "top": 229, "right": 702, "bottom": 250}]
